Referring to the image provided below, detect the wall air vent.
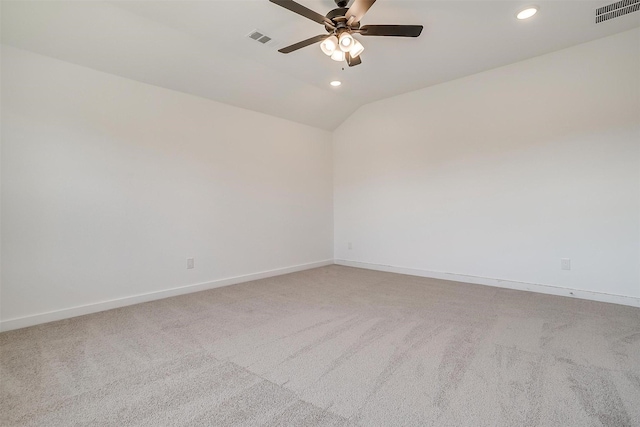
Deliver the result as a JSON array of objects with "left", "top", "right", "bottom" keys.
[
  {"left": 247, "top": 30, "right": 274, "bottom": 45},
  {"left": 595, "top": 0, "right": 640, "bottom": 23}
]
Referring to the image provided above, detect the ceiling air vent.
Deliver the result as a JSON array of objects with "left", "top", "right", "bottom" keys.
[
  {"left": 595, "top": 0, "right": 640, "bottom": 23},
  {"left": 247, "top": 30, "right": 273, "bottom": 45}
]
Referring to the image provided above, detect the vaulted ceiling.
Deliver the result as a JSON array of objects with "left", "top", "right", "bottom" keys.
[{"left": 2, "top": 1, "right": 639, "bottom": 130}]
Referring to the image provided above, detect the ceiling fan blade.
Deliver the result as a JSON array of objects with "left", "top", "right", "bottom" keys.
[
  {"left": 360, "top": 25, "right": 423, "bottom": 37},
  {"left": 269, "top": 0, "right": 332, "bottom": 27},
  {"left": 345, "top": 0, "right": 376, "bottom": 24},
  {"left": 346, "top": 52, "right": 362, "bottom": 67},
  {"left": 278, "top": 35, "right": 328, "bottom": 53}
]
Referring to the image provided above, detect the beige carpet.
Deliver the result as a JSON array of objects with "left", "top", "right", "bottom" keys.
[{"left": 1, "top": 265, "right": 639, "bottom": 426}]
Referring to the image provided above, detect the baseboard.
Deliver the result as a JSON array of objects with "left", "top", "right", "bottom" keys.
[
  {"left": 0, "top": 259, "right": 334, "bottom": 332},
  {"left": 335, "top": 259, "right": 640, "bottom": 308}
]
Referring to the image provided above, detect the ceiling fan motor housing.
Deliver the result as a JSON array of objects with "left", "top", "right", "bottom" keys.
[{"left": 325, "top": 8, "right": 360, "bottom": 32}]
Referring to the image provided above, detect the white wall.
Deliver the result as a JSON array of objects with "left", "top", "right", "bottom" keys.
[
  {"left": 334, "top": 29, "right": 640, "bottom": 302},
  {"left": 2, "top": 28, "right": 639, "bottom": 331},
  {"left": 1, "top": 46, "right": 333, "bottom": 329}
]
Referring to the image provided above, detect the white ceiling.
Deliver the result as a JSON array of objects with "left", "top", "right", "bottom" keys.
[{"left": 2, "top": 0, "right": 639, "bottom": 130}]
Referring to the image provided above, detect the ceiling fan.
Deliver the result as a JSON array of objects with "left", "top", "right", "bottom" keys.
[{"left": 269, "top": 0, "right": 423, "bottom": 67}]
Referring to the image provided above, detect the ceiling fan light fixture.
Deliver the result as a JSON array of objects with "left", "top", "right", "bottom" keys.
[
  {"left": 268, "top": 0, "right": 425, "bottom": 67},
  {"left": 350, "top": 40, "right": 364, "bottom": 58},
  {"left": 339, "top": 32, "right": 354, "bottom": 52},
  {"left": 331, "top": 50, "right": 346, "bottom": 62},
  {"left": 516, "top": 7, "right": 538, "bottom": 19},
  {"left": 320, "top": 35, "right": 338, "bottom": 56}
]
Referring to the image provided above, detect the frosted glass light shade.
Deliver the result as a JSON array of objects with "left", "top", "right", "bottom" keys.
[
  {"left": 331, "top": 50, "right": 345, "bottom": 61},
  {"left": 320, "top": 36, "right": 338, "bottom": 56},
  {"left": 339, "top": 32, "right": 354, "bottom": 52},
  {"left": 350, "top": 40, "right": 364, "bottom": 58}
]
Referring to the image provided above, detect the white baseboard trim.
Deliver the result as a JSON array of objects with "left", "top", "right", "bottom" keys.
[
  {"left": 335, "top": 259, "right": 640, "bottom": 308},
  {"left": 0, "top": 259, "right": 334, "bottom": 332}
]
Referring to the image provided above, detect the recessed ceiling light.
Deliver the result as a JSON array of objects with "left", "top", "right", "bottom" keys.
[
  {"left": 517, "top": 7, "right": 538, "bottom": 20},
  {"left": 330, "top": 81, "right": 342, "bottom": 87}
]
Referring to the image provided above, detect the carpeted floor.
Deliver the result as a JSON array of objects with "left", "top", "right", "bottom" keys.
[{"left": 1, "top": 265, "right": 639, "bottom": 426}]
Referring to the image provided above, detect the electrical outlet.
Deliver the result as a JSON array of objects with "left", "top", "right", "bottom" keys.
[
  {"left": 187, "top": 258, "right": 195, "bottom": 269},
  {"left": 561, "top": 258, "right": 571, "bottom": 271},
  {"left": 348, "top": 242, "right": 352, "bottom": 250}
]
